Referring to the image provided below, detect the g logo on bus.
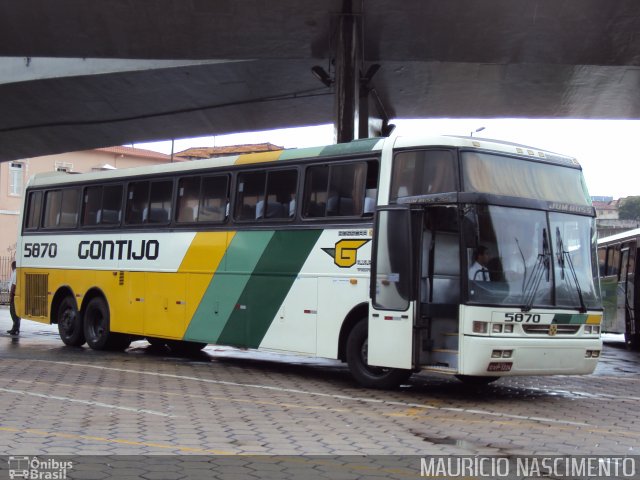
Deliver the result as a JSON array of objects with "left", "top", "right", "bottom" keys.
[
  {"left": 548, "top": 324, "right": 558, "bottom": 336},
  {"left": 322, "top": 239, "right": 370, "bottom": 268}
]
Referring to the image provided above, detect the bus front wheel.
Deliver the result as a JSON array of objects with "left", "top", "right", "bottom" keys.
[
  {"left": 346, "top": 319, "right": 412, "bottom": 389},
  {"left": 57, "top": 296, "right": 85, "bottom": 347}
]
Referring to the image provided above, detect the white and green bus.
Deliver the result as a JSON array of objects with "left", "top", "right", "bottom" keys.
[
  {"left": 16, "top": 135, "right": 603, "bottom": 388},
  {"left": 597, "top": 228, "right": 640, "bottom": 349}
]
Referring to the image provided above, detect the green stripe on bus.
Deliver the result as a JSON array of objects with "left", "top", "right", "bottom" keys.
[
  {"left": 552, "top": 314, "right": 587, "bottom": 324},
  {"left": 217, "top": 229, "right": 322, "bottom": 348},
  {"left": 184, "top": 231, "right": 274, "bottom": 342}
]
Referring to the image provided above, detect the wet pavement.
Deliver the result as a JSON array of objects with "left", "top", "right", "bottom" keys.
[{"left": 1, "top": 307, "right": 639, "bottom": 477}]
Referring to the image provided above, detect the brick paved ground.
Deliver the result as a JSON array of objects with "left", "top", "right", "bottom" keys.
[{"left": 1, "top": 307, "right": 639, "bottom": 478}]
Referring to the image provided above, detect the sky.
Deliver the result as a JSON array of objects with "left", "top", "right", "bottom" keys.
[{"left": 136, "top": 119, "right": 640, "bottom": 200}]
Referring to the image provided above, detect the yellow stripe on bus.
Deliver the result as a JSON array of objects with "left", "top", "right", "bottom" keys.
[
  {"left": 586, "top": 314, "right": 602, "bottom": 325},
  {"left": 178, "top": 231, "right": 235, "bottom": 273},
  {"left": 234, "top": 151, "right": 282, "bottom": 165}
]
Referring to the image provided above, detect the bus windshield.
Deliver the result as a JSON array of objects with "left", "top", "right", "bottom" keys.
[
  {"left": 466, "top": 205, "right": 600, "bottom": 310},
  {"left": 461, "top": 152, "right": 590, "bottom": 205}
]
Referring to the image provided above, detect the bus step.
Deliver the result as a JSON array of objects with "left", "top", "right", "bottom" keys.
[
  {"left": 430, "top": 349, "right": 459, "bottom": 369},
  {"left": 442, "top": 333, "right": 459, "bottom": 350},
  {"left": 422, "top": 365, "right": 458, "bottom": 375}
]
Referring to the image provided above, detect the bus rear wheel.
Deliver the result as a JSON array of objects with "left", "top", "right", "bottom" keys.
[
  {"left": 346, "top": 319, "right": 412, "bottom": 389},
  {"left": 83, "top": 297, "right": 130, "bottom": 351},
  {"left": 57, "top": 296, "right": 85, "bottom": 347}
]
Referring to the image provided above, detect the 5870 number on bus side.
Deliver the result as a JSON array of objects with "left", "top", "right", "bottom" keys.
[{"left": 23, "top": 242, "right": 58, "bottom": 258}]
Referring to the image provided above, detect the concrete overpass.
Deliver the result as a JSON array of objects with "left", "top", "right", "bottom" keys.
[{"left": 1, "top": 0, "right": 640, "bottom": 161}]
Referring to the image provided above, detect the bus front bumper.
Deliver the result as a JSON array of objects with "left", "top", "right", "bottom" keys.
[{"left": 458, "top": 335, "right": 602, "bottom": 376}]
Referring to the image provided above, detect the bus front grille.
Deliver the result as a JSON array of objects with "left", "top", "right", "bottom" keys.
[
  {"left": 522, "top": 324, "right": 580, "bottom": 335},
  {"left": 25, "top": 273, "right": 48, "bottom": 318}
]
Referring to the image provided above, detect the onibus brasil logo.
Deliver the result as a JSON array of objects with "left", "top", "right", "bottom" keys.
[
  {"left": 322, "top": 239, "right": 370, "bottom": 268},
  {"left": 8, "top": 456, "right": 72, "bottom": 479}
]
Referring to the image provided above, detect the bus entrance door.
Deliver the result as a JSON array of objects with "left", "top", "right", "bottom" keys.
[{"left": 368, "top": 206, "right": 415, "bottom": 370}]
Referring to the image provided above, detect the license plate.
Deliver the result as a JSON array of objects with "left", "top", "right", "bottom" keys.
[{"left": 487, "top": 362, "right": 512, "bottom": 372}]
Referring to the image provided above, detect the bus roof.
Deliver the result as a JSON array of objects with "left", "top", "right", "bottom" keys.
[
  {"left": 26, "top": 134, "right": 579, "bottom": 189},
  {"left": 598, "top": 227, "right": 640, "bottom": 245}
]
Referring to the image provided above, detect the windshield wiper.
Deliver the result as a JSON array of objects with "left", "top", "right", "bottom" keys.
[
  {"left": 556, "top": 227, "right": 587, "bottom": 313},
  {"left": 521, "top": 229, "right": 551, "bottom": 312}
]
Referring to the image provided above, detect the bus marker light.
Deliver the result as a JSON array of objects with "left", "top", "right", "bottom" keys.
[
  {"left": 487, "top": 362, "right": 512, "bottom": 372},
  {"left": 349, "top": 278, "right": 358, "bottom": 285}
]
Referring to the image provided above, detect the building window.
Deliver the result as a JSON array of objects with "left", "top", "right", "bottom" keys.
[
  {"left": 9, "top": 162, "right": 24, "bottom": 196},
  {"left": 54, "top": 161, "right": 73, "bottom": 172}
]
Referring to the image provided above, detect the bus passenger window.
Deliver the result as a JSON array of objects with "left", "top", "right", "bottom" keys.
[
  {"left": 43, "top": 188, "right": 79, "bottom": 228},
  {"left": 597, "top": 247, "right": 607, "bottom": 276},
  {"left": 25, "top": 191, "right": 43, "bottom": 229},
  {"left": 303, "top": 166, "right": 329, "bottom": 217},
  {"left": 148, "top": 180, "right": 173, "bottom": 224},
  {"left": 606, "top": 247, "right": 620, "bottom": 277},
  {"left": 43, "top": 190, "right": 62, "bottom": 228},
  {"left": 390, "top": 150, "right": 456, "bottom": 202},
  {"left": 82, "top": 187, "right": 102, "bottom": 226},
  {"left": 235, "top": 171, "right": 266, "bottom": 221},
  {"left": 177, "top": 177, "right": 200, "bottom": 223},
  {"left": 303, "top": 162, "right": 369, "bottom": 217},
  {"left": 126, "top": 182, "right": 150, "bottom": 224},
  {"left": 199, "top": 175, "right": 229, "bottom": 223},
  {"left": 265, "top": 169, "right": 297, "bottom": 219},
  {"left": 59, "top": 189, "right": 79, "bottom": 227},
  {"left": 101, "top": 185, "right": 123, "bottom": 225}
]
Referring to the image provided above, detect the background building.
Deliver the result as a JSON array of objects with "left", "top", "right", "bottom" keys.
[{"left": 0, "top": 143, "right": 281, "bottom": 301}]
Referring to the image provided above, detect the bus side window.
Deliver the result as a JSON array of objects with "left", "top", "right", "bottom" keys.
[
  {"left": 43, "top": 188, "right": 79, "bottom": 228},
  {"left": 303, "top": 161, "right": 369, "bottom": 218},
  {"left": 235, "top": 171, "right": 266, "bottom": 221},
  {"left": 303, "top": 165, "right": 329, "bottom": 217},
  {"left": 126, "top": 181, "right": 150, "bottom": 225},
  {"left": 390, "top": 150, "right": 456, "bottom": 203},
  {"left": 177, "top": 177, "right": 201, "bottom": 223},
  {"left": 82, "top": 186, "right": 102, "bottom": 226},
  {"left": 598, "top": 247, "right": 607, "bottom": 276},
  {"left": 101, "top": 184, "right": 123, "bottom": 225},
  {"left": 25, "top": 191, "right": 43, "bottom": 230},
  {"left": 265, "top": 169, "right": 297, "bottom": 219},
  {"left": 58, "top": 188, "right": 79, "bottom": 227},
  {"left": 148, "top": 180, "right": 173, "bottom": 224},
  {"left": 606, "top": 246, "right": 620, "bottom": 277},
  {"left": 199, "top": 175, "right": 229, "bottom": 223}
]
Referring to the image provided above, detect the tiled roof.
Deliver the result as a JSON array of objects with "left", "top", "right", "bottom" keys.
[
  {"left": 96, "top": 146, "right": 174, "bottom": 161},
  {"left": 175, "top": 143, "right": 283, "bottom": 159}
]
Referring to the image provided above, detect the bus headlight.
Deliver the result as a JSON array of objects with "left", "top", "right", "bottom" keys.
[
  {"left": 473, "top": 321, "right": 488, "bottom": 334},
  {"left": 492, "top": 323, "right": 503, "bottom": 333}
]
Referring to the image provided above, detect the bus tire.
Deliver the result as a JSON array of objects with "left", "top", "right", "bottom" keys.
[
  {"left": 57, "top": 296, "right": 85, "bottom": 347},
  {"left": 346, "top": 319, "right": 412, "bottom": 389},
  {"left": 83, "top": 297, "right": 113, "bottom": 350}
]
